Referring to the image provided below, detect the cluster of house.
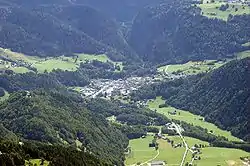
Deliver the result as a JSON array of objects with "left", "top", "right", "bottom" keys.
[
  {"left": 150, "top": 160, "right": 166, "bottom": 166},
  {"left": 168, "top": 110, "right": 178, "bottom": 115},
  {"left": 80, "top": 76, "right": 157, "bottom": 98},
  {"left": 165, "top": 123, "right": 184, "bottom": 133},
  {"left": 241, "top": 157, "right": 250, "bottom": 165},
  {"left": 0, "top": 59, "right": 32, "bottom": 71}
]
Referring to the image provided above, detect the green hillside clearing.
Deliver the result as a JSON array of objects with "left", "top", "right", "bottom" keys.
[
  {"left": 0, "top": 90, "right": 9, "bottom": 102},
  {"left": 157, "top": 60, "right": 225, "bottom": 75},
  {"left": 25, "top": 159, "right": 49, "bottom": 166},
  {"left": 198, "top": 2, "right": 250, "bottom": 21},
  {"left": 237, "top": 50, "right": 250, "bottom": 59},
  {"left": 148, "top": 97, "right": 241, "bottom": 141},
  {"left": 125, "top": 136, "right": 158, "bottom": 165},
  {"left": 0, "top": 48, "right": 123, "bottom": 73}
]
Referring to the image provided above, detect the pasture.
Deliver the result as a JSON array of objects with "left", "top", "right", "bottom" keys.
[
  {"left": 196, "top": 147, "right": 249, "bottom": 166},
  {"left": 0, "top": 60, "right": 32, "bottom": 73},
  {"left": 125, "top": 136, "right": 158, "bottom": 165},
  {"left": 157, "top": 60, "right": 225, "bottom": 75},
  {"left": 0, "top": 48, "right": 123, "bottom": 73},
  {"left": 25, "top": 159, "right": 49, "bottom": 166},
  {"left": 32, "top": 57, "right": 77, "bottom": 72},
  {"left": 198, "top": 2, "right": 250, "bottom": 21},
  {"left": 125, "top": 135, "right": 249, "bottom": 166},
  {"left": 148, "top": 97, "right": 241, "bottom": 141},
  {"left": 0, "top": 90, "right": 9, "bottom": 102},
  {"left": 237, "top": 50, "right": 250, "bottom": 59},
  {"left": 242, "top": 42, "right": 250, "bottom": 47}
]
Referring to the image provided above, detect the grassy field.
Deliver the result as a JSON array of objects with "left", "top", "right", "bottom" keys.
[
  {"left": 154, "top": 136, "right": 205, "bottom": 165},
  {"left": 148, "top": 97, "right": 241, "bottom": 141},
  {"left": 157, "top": 50, "right": 250, "bottom": 76},
  {"left": 0, "top": 62, "right": 31, "bottom": 73},
  {"left": 0, "top": 90, "right": 9, "bottom": 102},
  {"left": 25, "top": 159, "right": 49, "bottom": 166},
  {"left": 198, "top": 2, "right": 250, "bottom": 21},
  {"left": 0, "top": 48, "right": 123, "bottom": 73},
  {"left": 125, "top": 135, "right": 249, "bottom": 166},
  {"left": 242, "top": 42, "right": 250, "bottom": 47},
  {"left": 196, "top": 147, "right": 249, "bottom": 166},
  {"left": 76, "top": 53, "right": 124, "bottom": 71},
  {"left": 33, "top": 57, "right": 78, "bottom": 72},
  {"left": 237, "top": 50, "right": 250, "bottom": 59},
  {"left": 11, "top": 66, "right": 31, "bottom": 73},
  {"left": 157, "top": 60, "right": 225, "bottom": 75},
  {"left": 125, "top": 136, "right": 158, "bottom": 165}
]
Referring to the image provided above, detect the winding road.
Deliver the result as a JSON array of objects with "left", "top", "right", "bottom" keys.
[
  {"left": 128, "top": 124, "right": 194, "bottom": 166},
  {"left": 172, "top": 122, "right": 194, "bottom": 166},
  {"left": 164, "top": 65, "right": 169, "bottom": 75},
  {"left": 139, "top": 150, "right": 160, "bottom": 166}
]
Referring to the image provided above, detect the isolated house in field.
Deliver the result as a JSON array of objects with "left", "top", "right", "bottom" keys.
[
  {"left": 173, "top": 143, "right": 182, "bottom": 148},
  {"left": 150, "top": 160, "right": 166, "bottom": 166},
  {"left": 168, "top": 110, "right": 177, "bottom": 115},
  {"left": 149, "top": 143, "right": 156, "bottom": 147}
]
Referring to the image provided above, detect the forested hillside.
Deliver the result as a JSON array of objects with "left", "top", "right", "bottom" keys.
[
  {"left": 129, "top": 1, "right": 250, "bottom": 63},
  {"left": 0, "top": 90, "right": 128, "bottom": 165},
  {"left": 0, "top": 0, "right": 250, "bottom": 63},
  {"left": 134, "top": 58, "right": 250, "bottom": 141},
  {"left": 166, "top": 58, "right": 250, "bottom": 141},
  {"left": 0, "top": 124, "right": 17, "bottom": 141},
  {"left": 0, "top": 139, "right": 110, "bottom": 166},
  {"left": 37, "top": 5, "right": 137, "bottom": 60},
  {"left": 0, "top": 2, "right": 137, "bottom": 61},
  {"left": 74, "top": 0, "right": 165, "bottom": 21}
]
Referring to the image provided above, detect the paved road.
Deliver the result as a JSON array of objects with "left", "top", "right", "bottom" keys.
[
  {"left": 139, "top": 149, "right": 160, "bottom": 166},
  {"left": 172, "top": 122, "right": 193, "bottom": 166},
  {"left": 163, "top": 65, "right": 186, "bottom": 80},
  {"left": 164, "top": 65, "right": 169, "bottom": 75},
  {"left": 91, "top": 85, "right": 110, "bottom": 98}
]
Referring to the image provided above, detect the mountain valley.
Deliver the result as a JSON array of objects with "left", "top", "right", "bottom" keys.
[{"left": 0, "top": 0, "right": 250, "bottom": 166}]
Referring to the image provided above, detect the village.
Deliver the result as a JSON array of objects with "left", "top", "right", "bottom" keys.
[
  {"left": 79, "top": 76, "right": 161, "bottom": 99},
  {"left": 78, "top": 65, "right": 190, "bottom": 100},
  {"left": 0, "top": 59, "right": 32, "bottom": 69}
]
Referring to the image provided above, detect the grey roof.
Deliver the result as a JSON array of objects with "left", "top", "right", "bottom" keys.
[{"left": 151, "top": 160, "right": 165, "bottom": 165}]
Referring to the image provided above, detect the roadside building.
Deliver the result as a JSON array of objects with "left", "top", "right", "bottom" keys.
[
  {"left": 149, "top": 143, "right": 156, "bottom": 147},
  {"left": 150, "top": 160, "right": 166, "bottom": 166}
]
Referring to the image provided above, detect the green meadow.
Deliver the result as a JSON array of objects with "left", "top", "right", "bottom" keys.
[
  {"left": 0, "top": 61, "right": 31, "bottom": 73},
  {"left": 0, "top": 48, "right": 123, "bottom": 73},
  {"left": 148, "top": 97, "right": 241, "bottom": 141},
  {"left": 237, "top": 50, "right": 250, "bottom": 59},
  {"left": 125, "top": 135, "right": 249, "bottom": 166},
  {"left": 0, "top": 90, "right": 9, "bottom": 102},
  {"left": 196, "top": 147, "right": 249, "bottom": 166},
  {"left": 125, "top": 136, "right": 158, "bottom": 165},
  {"left": 25, "top": 159, "right": 49, "bottom": 166},
  {"left": 157, "top": 60, "right": 225, "bottom": 75},
  {"left": 198, "top": 2, "right": 250, "bottom": 21},
  {"left": 157, "top": 50, "right": 250, "bottom": 76}
]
